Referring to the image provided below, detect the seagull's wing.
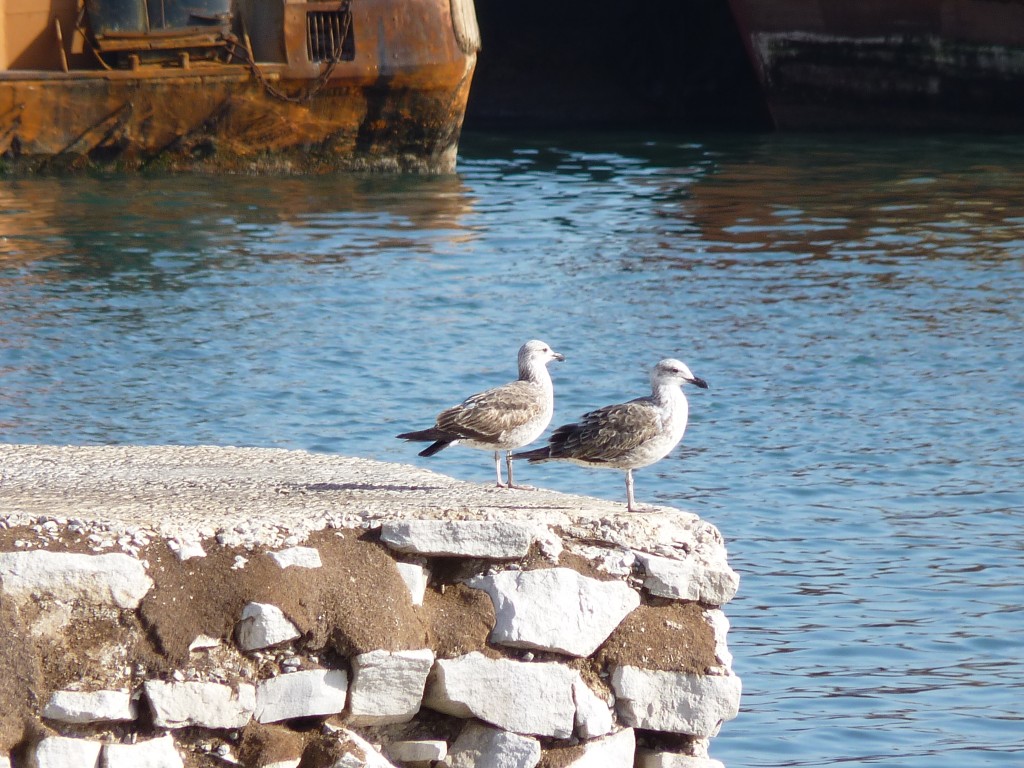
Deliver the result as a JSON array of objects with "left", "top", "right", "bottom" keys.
[
  {"left": 552, "top": 398, "right": 660, "bottom": 463},
  {"left": 436, "top": 380, "right": 544, "bottom": 442}
]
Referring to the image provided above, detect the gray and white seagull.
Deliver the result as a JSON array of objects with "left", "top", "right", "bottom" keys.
[
  {"left": 513, "top": 358, "right": 708, "bottom": 511},
  {"left": 397, "top": 340, "right": 565, "bottom": 488}
]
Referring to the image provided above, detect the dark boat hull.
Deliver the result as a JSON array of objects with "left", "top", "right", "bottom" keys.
[{"left": 727, "top": 0, "right": 1024, "bottom": 130}]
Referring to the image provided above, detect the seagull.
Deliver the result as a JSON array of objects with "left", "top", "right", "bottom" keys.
[
  {"left": 513, "top": 358, "right": 708, "bottom": 511},
  {"left": 397, "top": 340, "right": 565, "bottom": 488}
]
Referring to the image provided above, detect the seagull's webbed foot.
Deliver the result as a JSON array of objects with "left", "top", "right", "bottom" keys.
[
  {"left": 626, "top": 502, "right": 661, "bottom": 513},
  {"left": 623, "top": 469, "right": 657, "bottom": 513},
  {"left": 500, "top": 451, "right": 537, "bottom": 490}
]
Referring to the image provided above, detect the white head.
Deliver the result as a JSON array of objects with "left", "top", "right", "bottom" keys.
[
  {"left": 651, "top": 358, "right": 708, "bottom": 390},
  {"left": 519, "top": 339, "right": 565, "bottom": 370}
]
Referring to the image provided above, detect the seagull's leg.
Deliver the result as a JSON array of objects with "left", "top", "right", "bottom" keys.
[
  {"left": 493, "top": 451, "right": 504, "bottom": 487},
  {"left": 625, "top": 469, "right": 636, "bottom": 512},
  {"left": 626, "top": 469, "right": 658, "bottom": 512},
  {"left": 504, "top": 451, "right": 537, "bottom": 490}
]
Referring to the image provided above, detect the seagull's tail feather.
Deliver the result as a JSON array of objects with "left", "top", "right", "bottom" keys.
[
  {"left": 397, "top": 428, "right": 445, "bottom": 442},
  {"left": 513, "top": 422, "right": 576, "bottom": 463},
  {"left": 397, "top": 428, "right": 455, "bottom": 457},
  {"left": 511, "top": 447, "right": 551, "bottom": 463},
  {"left": 418, "top": 440, "right": 451, "bottom": 457}
]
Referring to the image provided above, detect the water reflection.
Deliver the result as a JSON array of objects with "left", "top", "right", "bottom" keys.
[{"left": 0, "top": 173, "right": 478, "bottom": 276}]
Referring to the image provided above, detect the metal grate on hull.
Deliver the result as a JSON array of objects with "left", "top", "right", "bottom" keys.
[{"left": 306, "top": 7, "right": 354, "bottom": 63}]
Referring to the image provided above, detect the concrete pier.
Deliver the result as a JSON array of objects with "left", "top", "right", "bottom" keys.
[{"left": 0, "top": 444, "right": 739, "bottom": 768}]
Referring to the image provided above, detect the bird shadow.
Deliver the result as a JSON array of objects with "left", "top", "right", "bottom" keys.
[
  {"left": 481, "top": 503, "right": 577, "bottom": 511},
  {"left": 299, "top": 484, "right": 575, "bottom": 509},
  {"left": 302, "top": 482, "right": 447, "bottom": 493}
]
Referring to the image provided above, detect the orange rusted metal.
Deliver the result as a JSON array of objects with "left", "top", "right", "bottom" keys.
[{"left": 0, "top": 0, "right": 479, "bottom": 172}]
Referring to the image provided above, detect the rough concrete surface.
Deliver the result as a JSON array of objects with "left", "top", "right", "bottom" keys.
[{"left": 0, "top": 444, "right": 722, "bottom": 553}]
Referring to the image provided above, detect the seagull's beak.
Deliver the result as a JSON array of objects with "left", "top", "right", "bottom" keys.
[
  {"left": 552, "top": 351, "right": 566, "bottom": 362},
  {"left": 689, "top": 375, "right": 709, "bottom": 389}
]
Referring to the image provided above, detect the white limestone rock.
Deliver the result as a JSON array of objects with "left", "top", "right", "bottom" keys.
[
  {"left": 167, "top": 537, "right": 206, "bottom": 561},
  {"left": 236, "top": 602, "right": 302, "bottom": 651},
  {"left": 264, "top": 761, "right": 301, "bottom": 768},
  {"left": 0, "top": 755, "right": 10, "bottom": 768},
  {"left": 424, "top": 652, "right": 576, "bottom": 738},
  {"left": 0, "top": 550, "right": 152, "bottom": 609},
  {"left": 43, "top": 689, "right": 136, "bottom": 724},
  {"left": 324, "top": 728, "right": 397, "bottom": 768},
  {"left": 468, "top": 567, "right": 639, "bottom": 656},
  {"left": 396, "top": 562, "right": 428, "bottom": 606},
  {"left": 564, "top": 728, "right": 635, "bottom": 768},
  {"left": 144, "top": 680, "right": 255, "bottom": 729},
  {"left": 688, "top": 736, "right": 714, "bottom": 759},
  {"left": 610, "top": 667, "right": 741, "bottom": 738},
  {"left": 348, "top": 648, "right": 435, "bottom": 726},
  {"left": 188, "top": 635, "right": 221, "bottom": 652},
  {"left": 704, "top": 609, "right": 733, "bottom": 669},
  {"left": 636, "top": 752, "right": 725, "bottom": 768},
  {"left": 255, "top": 669, "right": 348, "bottom": 723},
  {"left": 534, "top": 527, "right": 564, "bottom": 561},
  {"left": 443, "top": 721, "right": 540, "bottom": 768},
  {"left": 572, "top": 676, "right": 614, "bottom": 739},
  {"left": 635, "top": 552, "right": 739, "bottom": 606},
  {"left": 101, "top": 735, "right": 184, "bottom": 768},
  {"left": 385, "top": 740, "right": 448, "bottom": 765},
  {"left": 29, "top": 736, "right": 102, "bottom": 768},
  {"left": 269, "top": 546, "right": 322, "bottom": 569},
  {"left": 380, "top": 520, "right": 534, "bottom": 558}
]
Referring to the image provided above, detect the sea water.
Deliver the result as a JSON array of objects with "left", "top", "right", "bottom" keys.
[{"left": 1, "top": 132, "right": 1022, "bottom": 767}]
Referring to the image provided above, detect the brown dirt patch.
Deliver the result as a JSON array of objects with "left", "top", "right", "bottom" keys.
[
  {"left": 635, "top": 729, "right": 701, "bottom": 755},
  {"left": 421, "top": 583, "right": 497, "bottom": 659},
  {"left": 564, "top": 656, "right": 612, "bottom": 700},
  {"left": 0, "top": 525, "right": 119, "bottom": 556},
  {"left": 514, "top": 539, "right": 620, "bottom": 582},
  {"left": 298, "top": 729, "right": 387, "bottom": 768},
  {"left": 138, "top": 529, "right": 430, "bottom": 667},
  {"left": 554, "top": 550, "right": 620, "bottom": 581},
  {"left": 595, "top": 601, "right": 717, "bottom": 674},
  {"left": 37, "top": 609, "right": 164, "bottom": 690},
  {"left": 0, "top": 595, "right": 41, "bottom": 752},
  {"left": 538, "top": 743, "right": 586, "bottom": 768},
  {"left": 238, "top": 721, "right": 308, "bottom": 767}
]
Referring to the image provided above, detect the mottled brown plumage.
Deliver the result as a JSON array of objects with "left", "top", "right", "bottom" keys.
[
  {"left": 544, "top": 400, "right": 664, "bottom": 465},
  {"left": 397, "top": 340, "right": 564, "bottom": 487},
  {"left": 514, "top": 358, "right": 708, "bottom": 510}
]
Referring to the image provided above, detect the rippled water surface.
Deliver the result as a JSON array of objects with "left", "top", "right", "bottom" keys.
[{"left": 2, "top": 133, "right": 1023, "bottom": 767}]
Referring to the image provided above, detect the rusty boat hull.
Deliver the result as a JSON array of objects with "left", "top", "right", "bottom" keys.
[
  {"left": 726, "top": 0, "right": 1024, "bottom": 130},
  {"left": 0, "top": 0, "right": 479, "bottom": 172}
]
